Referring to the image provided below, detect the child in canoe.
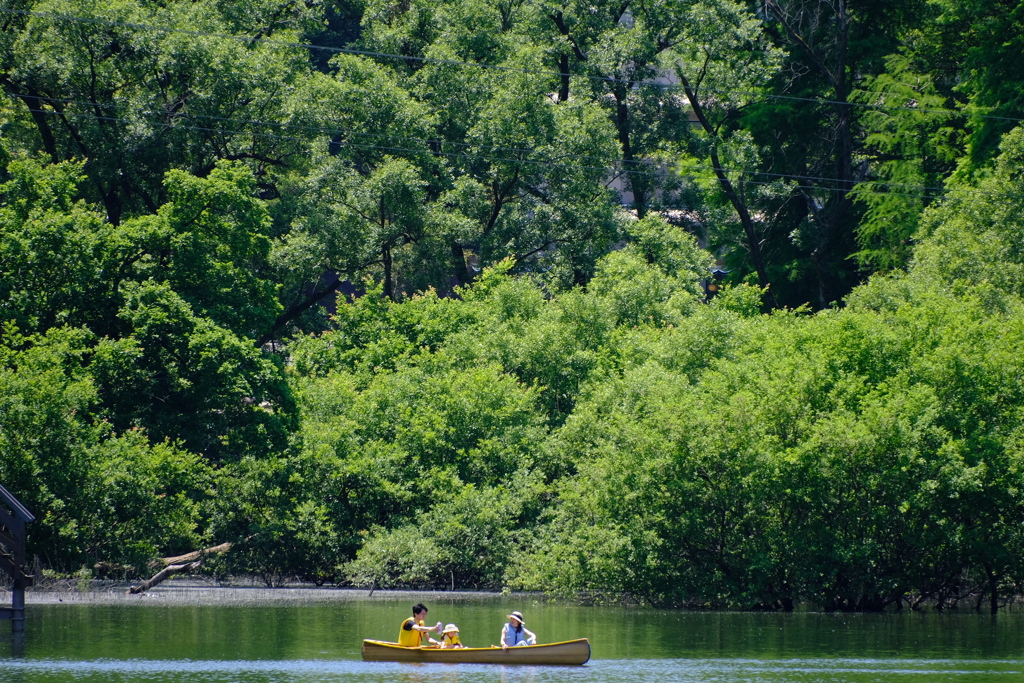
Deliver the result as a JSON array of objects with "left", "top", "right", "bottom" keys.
[{"left": 441, "top": 624, "right": 466, "bottom": 648}]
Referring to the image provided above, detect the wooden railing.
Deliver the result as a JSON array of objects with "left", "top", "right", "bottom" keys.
[{"left": 0, "top": 483, "right": 35, "bottom": 632}]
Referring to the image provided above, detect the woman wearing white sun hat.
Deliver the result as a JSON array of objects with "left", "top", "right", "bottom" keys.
[{"left": 500, "top": 611, "right": 536, "bottom": 650}]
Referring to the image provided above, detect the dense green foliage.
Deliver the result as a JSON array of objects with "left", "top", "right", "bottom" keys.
[{"left": 3, "top": 0, "right": 1024, "bottom": 611}]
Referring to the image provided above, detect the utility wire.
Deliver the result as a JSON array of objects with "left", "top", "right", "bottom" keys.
[
  {"left": 2, "top": 8, "right": 1014, "bottom": 201},
  {"left": 1, "top": 6, "right": 1016, "bottom": 125},
  {"left": 16, "top": 103, "right": 992, "bottom": 203},
  {"left": 14, "top": 92, "right": 1013, "bottom": 202},
  {"left": 0, "top": 95, "right": 980, "bottom": 199},
  {"left": 10, "top": 99, "right": 1002, "bottom": 202}
]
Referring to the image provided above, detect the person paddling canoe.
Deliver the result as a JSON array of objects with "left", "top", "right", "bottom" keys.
[
  {"left": 399, "top": 603, "right": 442, "bottom": 647},
  {"left": 500, "top": 611, "right": 536, "bottom": 650}
]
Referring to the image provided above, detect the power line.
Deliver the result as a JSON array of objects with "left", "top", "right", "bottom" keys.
[
  {"left": 8, "top": 91, "right": 597, "bottom": 159},
  {"left": 14, "top": 91, "right": 1009, "bottom": 202},
  {"left": 11, "top": 95, "right": 1011, "bottom": 202},
  {"left": 14, "top": 103, "right": 988, "bottom": 203},
  {"left": 1, "top": 8, "right": 1013, "bottom": 203},
  {"left": 0, "top": 6, "right": 1016, "bottom": 125}
]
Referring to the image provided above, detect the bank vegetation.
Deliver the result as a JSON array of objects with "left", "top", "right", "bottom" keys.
[{"left": 3, "top": 0, "right": 1024, "bottom": 611}]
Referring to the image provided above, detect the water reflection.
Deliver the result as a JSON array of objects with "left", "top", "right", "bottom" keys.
[
  {"left": 3, "top": 588, "right": 1024, "bottom": 682},
  {"left": 499, "top": 665, "right": 538, "bottom": 683},
  {"left": 0, "top": 658, "right": 1022, "bottom": 683},
  {"left": 7, "top": 632, "right": 25, "bottom": 658}
]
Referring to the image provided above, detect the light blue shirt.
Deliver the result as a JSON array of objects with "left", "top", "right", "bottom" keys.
[{"left": 502, "top": 622, "right": 536, "bottom": 646}]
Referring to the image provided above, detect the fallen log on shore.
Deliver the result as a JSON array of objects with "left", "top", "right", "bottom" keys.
[
  {"left": 129, "top": 560, "right": 202, "bottom": 594},
  {"left": 128, "top": 542, "right": 232, "bottom": 594},
  {"left": 155, "top": 542, "right": 233, "bottom": 568}
]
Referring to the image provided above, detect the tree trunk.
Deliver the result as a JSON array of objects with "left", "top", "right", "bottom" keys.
[
  {"left": 157, "top": 542, "right": 233, "bottom": 567},
  {"left": 129, "top": 561, "right": 202, "bottom": 594},
  {"left": 2, "top": 82, "right": 59, "bottom": 163},
  {"left": 128, "top": 541, "right": 234, "bottom": 594},
  {"left": 986, "top": 566, "right": 999, "bottom": 615},
  {"left": 258, "top": 275, "right": 344, "bottom": 346},
  {"left": 678, "top": 74, "right": 779, "bottom": 309},
  {"left": 450, "top": 242, "right": 473, "bottom": 288},
  {"left": 764, "top": 0, "right": 858, "bottom": 309},
  {"left": 558, "top": 54, "right": 570, "bottom": 102},
  {"left": 615, "top": 89, "right": 647, "bottom": 218},
  {"left": 382, "top": 243, "right": 394, "bottom": 301}
]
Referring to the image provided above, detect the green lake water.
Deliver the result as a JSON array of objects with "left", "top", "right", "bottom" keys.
[{"left": 1, "top": 585, "right": 1022, "bottom": 681}]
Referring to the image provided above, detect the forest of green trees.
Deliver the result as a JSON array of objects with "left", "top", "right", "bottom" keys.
[{"left": 3, "top": 0, "right": 1024, "bottom": 611}]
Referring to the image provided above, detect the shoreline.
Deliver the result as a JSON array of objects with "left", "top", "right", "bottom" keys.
[
  {"left": 7, "top": 580, "right": 1024, "bottom": 613},
  {"left": 2, "top": 578, "right": 525, "bottom": 605}
]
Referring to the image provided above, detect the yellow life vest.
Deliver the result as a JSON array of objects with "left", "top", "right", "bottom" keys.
[
  {"left": 443, "top": 632, "right": 461, "bottom": 647},
  {"left": 398, "top": 617, "right": 425, "bottom": 647}
]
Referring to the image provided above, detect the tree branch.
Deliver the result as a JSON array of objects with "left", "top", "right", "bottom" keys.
[
  {"left": 679, "top": 71, "right": 779, "bottom": 309},
  {"left": 764, "top": 0, "right": 838, "bottom": 89},
  {"left": 128, "top": 561, "right": 202, "bottom": 594}
]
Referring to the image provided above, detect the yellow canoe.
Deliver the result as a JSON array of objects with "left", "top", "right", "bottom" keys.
[{"left": 361, "top": 638, "right": 591, "bottom": 665}]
